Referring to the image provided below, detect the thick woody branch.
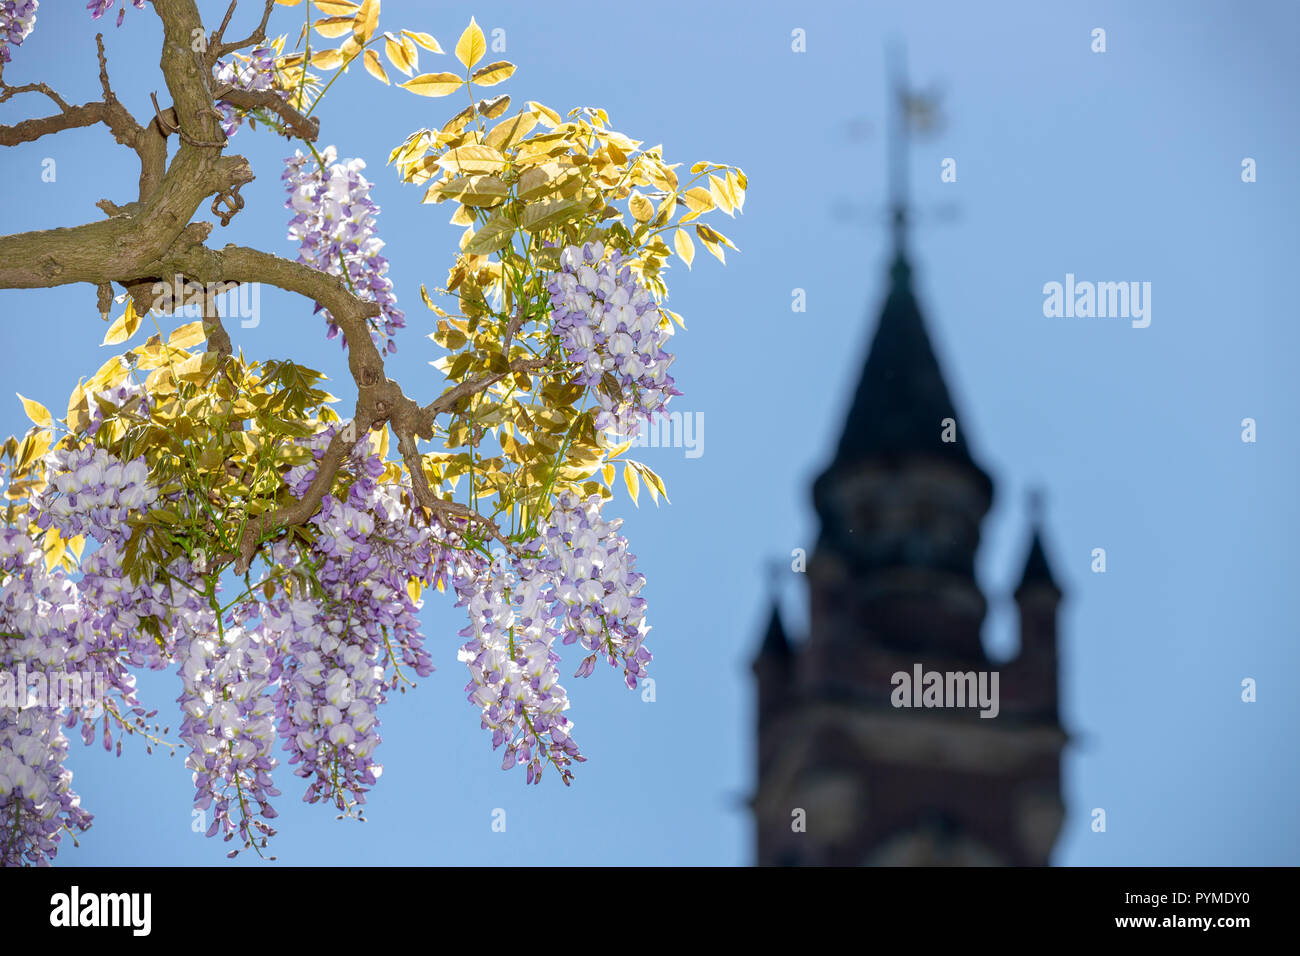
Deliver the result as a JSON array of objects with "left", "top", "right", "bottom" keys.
[
  {"left": 0, "top": 154, "right": 251, "bottom": 289},
  {"left": 0, "top": 103, "right": 107, "bottom": 146},
  {"left": 217, "top": 88, "right": 319, "bottom": 140}
]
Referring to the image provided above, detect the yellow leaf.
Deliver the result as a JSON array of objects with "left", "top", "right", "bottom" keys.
[
  {"left": 673, "top": 228, "right": 695, "bottom": 269},
  {"left": 43, "top": 527, "right": 66, "bottom": 572},
  {"left": 623, "top": 462, "right": 640, "bottom": 506},
  {"left": 514, "top": 132, "right": 572, "bottom": 164},
  {"left": 426, "top": 174, "right": 509, "bottom": 206},
  {"left": 698, "top": 222, "right": 738, "bottom": 251},
  {"left": 353, "top": 0, "right": 379, "bottom": 42},
  {"left": 167, "top": 321, "right": 207, "bottom": 350},
  {"left": 313, "top": 0, "right": 359, "bottom": 14},
  {"left": 682, "top": 186, "right": 713, "bottom": 215},
  {"left": 16, "top": 428, "right": 50, "bottom": 472},
  {"left": 484, "top": 111, "right": 538, "bottom": 150},
  {"left": 708, "top": 173, "right": 734, "bottom": 215},
  {"left": 628, "top": 191, "right": 653, "bottom": 223},
  {"left": 470, "top": 60, "right": 514, "bottom": 86},
  {"left": 695, "top": 224, "right": 727, "bottom": 263},
  {"left": 646, "top": 158, "right": 679, "bottom": 192},
  {"left": 455, "top": 17, "right": 486, "bottom": 69},
  {"left": 66, "top": 380, "right": 86, "bottom": 423},
  {"left": 313, "top": 15, "right": 354, "bottom": 39},
  {"left": 638, "top": 461, "right": 669, "bottom": 503},
  {"left": 16, "top": 393, "right": 52, "bottom": 429},
  {"left": 725, "top": 169, "right": 745, "bottom": 212},
  {"left": 384, "top": 34, "right": 415, "bottom": 75},
  {"left": 401, "top": 29, "right": 442, "bottom": 53},
  {"left": 102, "top": 300, "right": 141, "bottom": 346},
  {"left": 340, "top": 33, "right": 364, "bottom": 60},
  {"left": 477, "top": 94, "right": 510, "bottom": 119},
  {"left": 407, "top": 578, "right": 422, "bottom": 604},
  {"left": 436, "top": 144, "right": 506, "bottom": 174},
  {"left": 399, "top": 71, "right": 462, "bottom": 97},
  {"left": 449, "top": 203, "right": 476, "bottom": 226},
  {"left": 528, "top": 101, "right": 562, "bottom": 127},
  {"left": 309, "top": 48, "right": 345, "bottom": 70},
  {"left": 517, "top": 161, "right": 581, "bottom": 201},
  {"left": 275, "top": 0, "right": 304, "bottom": 6},
  {"left": 363, "top": 49, "right": 389, "bottom": 84},
  {"left": 87, "top": 355, "right": 129, "bottom": 392}
]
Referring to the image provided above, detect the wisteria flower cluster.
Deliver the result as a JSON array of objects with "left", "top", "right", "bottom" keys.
[
  {"left": 282, "top": 147, "right": 406, "bottom": 353},
  {"left": 233, "top": 426, "right": 439, "bottom": 813},
  {"left": 31, "top": 445, "right": 157, "bottom": 542},
  {"left": 214, "top": 45, "right": 283, "bottom": 138},
  {"left": 0, "top": 529, "right": 94, "bottom": 866},
  {"left": 174, "top": 621, "right": 281, "bottom": 856},
  {"left": 86, "top": 0, "right": 143, "bottom": 29},
  {"left": 451, "top": 490, "right": 653, "bottom": 785},
  {"left": 547, "top": 241, "right": 681, "bottom": 434},
  {"left": 0, "top": 0, "right": 37, "bottom": 64},
  {"left": 29, "top": 445, "right": 195, "bottom": 729}
]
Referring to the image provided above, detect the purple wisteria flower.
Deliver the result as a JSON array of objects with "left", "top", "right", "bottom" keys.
[
  {"left": 0, "top": 0, "right": 38, "bottom": 64},
  {"left": 213, "top": 45, "right": 283, "bottom": 138},
  {"left": 452, "top": 490, "right": 652, "bottom": 785},
  {"left": 86, "top": 0, "right": 143, "bottom": 29},
  {"left": 0, "top": 529, "right": 95, "bottom": 867},
  {"left": 282, "top": 147, "right": 406, "bottom": 353},
  {"left": 234, "top": 425, "right": 438, "bottom": 813},
  {"left": 547, "top": 241, "right": 681, "bottom": 434}
]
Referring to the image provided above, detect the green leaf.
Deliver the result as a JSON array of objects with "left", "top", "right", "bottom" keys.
[
  {"left": 520, "top": 197, "right": 588, "bottom": 232},
  {"left": 464, "top": 210, "right": 516, "bottom": 255}
]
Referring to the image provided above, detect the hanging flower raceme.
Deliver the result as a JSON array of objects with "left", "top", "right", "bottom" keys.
[
  {"left": 452, "top": 491, "right": 652, "bottom": 784},
  {"left": 282, "top": 147, "right": 406, "bottom": 353},
  {"left": 537, "top": 491, "right": 652, "bottom": 689},
  {"left": 546, "top": 241, "right": 681, "bottom": 434},
  {"left": 0, "top": 529, "right": 94, "bottom": 867},
  {"left": 452, "top": 546, "right": 583, "bottom": 786},
  {"left": 235, "top": 425, "right": 438, "bottom": 814},
  {"left": 174, "top": 619, "right": 281, "bottom": 858},
  {"left": 0, "top": 0, "right": 37, "bottom": 64}
]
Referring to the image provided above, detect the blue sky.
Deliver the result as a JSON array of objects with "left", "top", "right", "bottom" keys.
[{"left": 1, "top": 0, "right": 1297, "bottom": 865}]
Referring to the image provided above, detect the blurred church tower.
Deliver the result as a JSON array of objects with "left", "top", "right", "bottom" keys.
[{"left": 751, "top": 61, "right": 1068, "bottom": 866}]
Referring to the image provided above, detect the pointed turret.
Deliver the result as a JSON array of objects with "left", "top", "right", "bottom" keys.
[{"left": 1013, "top": 490, "right": 1062, "bottom": 720}]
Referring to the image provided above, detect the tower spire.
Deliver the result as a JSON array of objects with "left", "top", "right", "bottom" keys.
[
  {"left": 887, "top": 40, "right": 910, "bottom": 261},
  {"left": 1016, "top": 489, "right": 1061, "bottom": 597}
]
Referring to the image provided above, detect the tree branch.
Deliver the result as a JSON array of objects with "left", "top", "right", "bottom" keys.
[
  {"left": 214, "top": 1, "right": 276, "bottom": 61},
  {"left": 217, "top": 88, "right": 319, "bottom": 140}
]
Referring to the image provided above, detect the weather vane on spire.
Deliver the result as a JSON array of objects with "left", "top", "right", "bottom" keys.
[{"left": 833, "top": 42, "right": 954, "bottom": 240}]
